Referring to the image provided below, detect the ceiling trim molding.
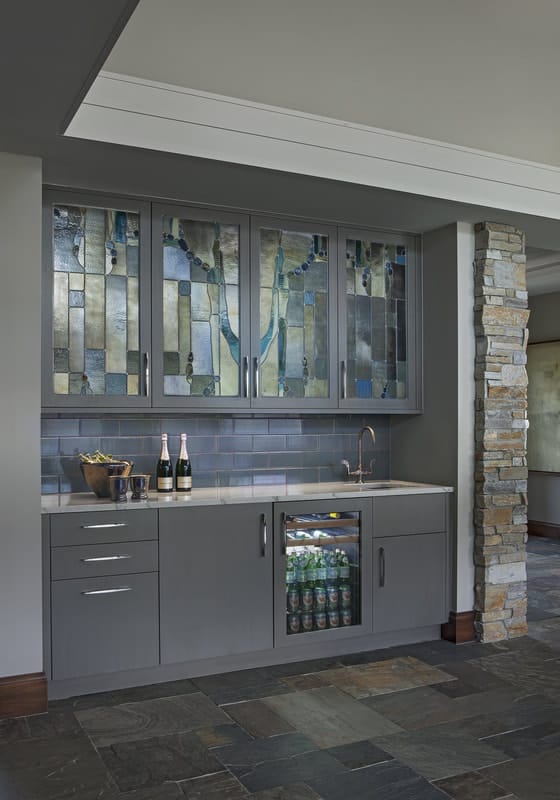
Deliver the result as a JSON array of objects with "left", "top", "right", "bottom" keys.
[{"left": 66, "top": 72, "right": 560, "bottom": 219}]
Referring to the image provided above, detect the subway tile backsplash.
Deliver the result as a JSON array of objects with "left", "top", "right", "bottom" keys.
[{"left": 41, "top": 415, "right": 390, "bottom": 494}]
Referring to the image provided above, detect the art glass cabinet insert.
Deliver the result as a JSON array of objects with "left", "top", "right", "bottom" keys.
[
  {"left": 153, "top": 205, "right": 250, "bottom": 408},
  {"left": 252, "top": 218, "right": 337, "bottom": 408},
  {"left": 43, "top": 192, "right": 150, "bottom": 407}
]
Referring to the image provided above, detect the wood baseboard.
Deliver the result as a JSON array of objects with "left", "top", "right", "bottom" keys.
[
  {"left": 441, "top": 611, "right": 476, "bottom": 644},
  {"left": 528, "top": 520, "right": 560, "bottom": 540},
  {"left": 0, "top": 672, "right": 47, "bottom": 718}
]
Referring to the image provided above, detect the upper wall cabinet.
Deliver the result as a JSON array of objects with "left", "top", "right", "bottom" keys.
[
  {"left": 338, "top": 228, "right": 422, "bottom": 412},
  {"left": 250, "top": 217, "right": 338, "bottom": 410},
  {"left": 151, "top": 204, "right": 250, "bottom": 409},
  {"left": 42, "top": 190, "right": 151, "bottom": 408}
]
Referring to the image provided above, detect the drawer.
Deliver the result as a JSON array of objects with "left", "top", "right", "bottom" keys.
[
  {"left": 51, "top": 540, "right": 158, "bottom": 580},
  {"left": 51, "top": 572, "right": 159, "bottom": 680},
  {"left": 372, "top": 493, "right": 446, "bottom": 537},
  {"left": 50, "top": 509, "right": 157, "bottom": 547}
]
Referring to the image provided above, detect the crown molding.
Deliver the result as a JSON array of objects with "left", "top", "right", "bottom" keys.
[{"left": 66, "top": 71, "right": 560, "bottom": 219}]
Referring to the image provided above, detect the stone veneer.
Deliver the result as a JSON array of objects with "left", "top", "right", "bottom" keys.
[{"left": 474, "top": 222, "right": 529, "bottom": 641}]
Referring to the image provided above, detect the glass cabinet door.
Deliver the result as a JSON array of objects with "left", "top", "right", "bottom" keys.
[
  {"left": 42, "top": 191, "right": 151, "bottom": 408},
  {"left": 251, "top": 217, "right": 337, "bottom": 409},
  {"left": 152, "top": 205, "right": 250, "bottom": 408},
  {"left": 338, "top": 228, "right": 421, "bottom": 412},
  {"left": 275, "top": 500, "right": 372, "bottom": 644}
]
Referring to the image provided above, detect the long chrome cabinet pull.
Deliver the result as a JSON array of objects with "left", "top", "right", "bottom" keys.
[
  {"left": 80, "top": 555, "right": 131, "bottom": 563},
  {"left": 253, "top": 357, "right": 260, "bottom": 399},
  {"left": 261, "top": 514, "right": 267, "bottom": 557},
  {"left": 81, "top": 586, "right": 132, "bottom": 596},
  {"left": 341, "top": 360, "right": 347, "bottom": 400},
  {"left": 379, "top": 547, "right": 386, "bottom": 587},
  {"left": 243, "top": 356, "right": 249, "bottom": 398},
  {"left": 281, "top": 512, "right": 287, "bottom": 555},
  {"left": 80, "top": 523, "right": 128, "bottom": 530},
  {"left": 144, "top": 352, "right": 150, "bottom": 396}
]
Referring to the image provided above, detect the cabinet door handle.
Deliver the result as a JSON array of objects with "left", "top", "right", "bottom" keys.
[
  {"left": 80, "top": 555, "right": 131, "bottom": 563},
  {"left": 80, "top": 522, "right": 128, "bottom": 530},
  {"left": 341, "top": 360, "right": 347, "bottom": 400},
  {"left": 261, "top": 513, "right": 267, "bottom": 557},
  {"left": 243, "top": 356, "right": 249, "bottom": 398},
  {"left": 281, "top": 512, "right": 287, "bottom": 555},
  {"left": 379, "top": 547, "right": 385, "bottom": 587},
  {"left": 253, "top": 357, "right": 260, "bottom": 399},
  {"left": 81, "top": 586, "right": 132, "bottom": 596},
  {"left": 144, "top": 352, "right": 150, "bottom": 396}
]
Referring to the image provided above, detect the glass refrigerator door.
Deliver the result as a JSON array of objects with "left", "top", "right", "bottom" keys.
[{"left": 283, "top": 512, "right": 361, "bottom": 635}]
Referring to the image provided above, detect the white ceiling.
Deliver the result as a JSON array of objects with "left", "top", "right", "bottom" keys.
[{"left": 105, "top": 0, "right": 560, "bottom": 167}]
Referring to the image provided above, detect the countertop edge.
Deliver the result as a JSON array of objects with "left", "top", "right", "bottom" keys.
[{"left": 42, "top": 482, "right": 454, "bottom": 514}]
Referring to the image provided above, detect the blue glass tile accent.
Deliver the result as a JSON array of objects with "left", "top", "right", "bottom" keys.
[
  {"left": 106, "top": 374, "right": 127, "bottom": 395},
  {"left": 69, "top": 290, "right": 85, "bottom": 307},
  {"left": 304, "top": 291, "right": 314, "bottom": 305},
  {"left": 85, "top": 349, "right": 105, "bottom": 374},
  {"left": 356, "top": 379, "right": 373, "bottom": 399},
  {"left": 178, "top": 280, "right": 191, "bottom": 296},
  {"left": 126, "top": 244, "right": 139, "bottom": 276}
]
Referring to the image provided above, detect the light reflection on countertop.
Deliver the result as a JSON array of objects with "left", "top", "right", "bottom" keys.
[{"left": 41, "top": 480, "right": 453, "bottom": 514}]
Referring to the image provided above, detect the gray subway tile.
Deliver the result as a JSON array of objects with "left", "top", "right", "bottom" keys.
[
  {"left": 59, "top": 437, "right": 100, "bottom": 456},
  {"left": 100, "top": 437, "right": 145, "bottom": 456},
  {"left": 286, "top": 435, "right": 319, "bottom": 451},
  {"left": 252, "top": 435, "right": 285, "bottom": 452},
  {"left": 41, "top": 457, "right": 63, "bottom": 475},
  {"left": 287, "top": 468, "right": 320, "bottom": 484},
  {"left": 219, "top": 436, "right": 252, "bottom": 452},
  {"left": 79, "top": 419, "right": 120, "bottom": 436},
  {"left": 234, "top": 418, "right": 269, "bottom": 434},
  {"left": 197, "top": 417, "right": 234, "bottom": 435},
  {"left": 301, "top": 418, "right": 335, "bottom": 434},
  {"left": 197, "top": 453, "right": 235, "bottom": 471},
  {"left": 234, "top": 453, "right": 270, "bottom": 469},
  {"left": 42, "top": 418, "right": 80, "bottom": 437},
  {"left": 41, "top": 438, "right": 59, "bottom": 456},
  {"left": 185, "top": 436, "right": 217, "bottom": 454},
  {"left": 41, "top": 477, "right": 59, "bottom": 494},
  {"left": 119, "top": 419, "right": 161, "bottom": 436},
  {"left": 160, "top": 418, "right": 199, "bottom": 435},
  {"left": 269, "top": 418, "right": 303, "bottom": 434}
]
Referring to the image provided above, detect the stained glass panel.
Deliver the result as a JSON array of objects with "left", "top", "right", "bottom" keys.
[
  {"left": 51, "top": 205, "right": 141, "bottom": 395},
  {"left": 161, "top": 216, "right": 241, "bottom": 397},
  {"left": 345, "top": 238, "right": 407, "bottom": 400},
  {"left": 259, "top": 227, "right": 330, "bottom": 399}
]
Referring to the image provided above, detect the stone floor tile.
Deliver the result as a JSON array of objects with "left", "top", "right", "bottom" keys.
[
  {"left": 481, "top": 747, "right": 560, "bottom": 800},
  {"left": 454, "top": 693, "right": 560, "bottom": 740},
  {"left": 226, "top": 750, "right": 346, "bottom": 794},
  {"left": 310, "top": 759, "right": 450, "bottom": 800},
  {"left": 213, "top": 732, "right": 318, "bottom": 770},
  {"left": 362, "top": 685, "right": 472, "bottom": 730},
  {"left": 204, "top": 682, "right": 292, "bottom": 706},
  {"left": 280, "top": 673, "right": 330, "bottom": 691},
  {"left": 110, "top": 784, "right": 184, "bottom": 799},
  {"left": 375, "top": 726, "right": 511, "bottom": 781},
  {"left": 316, "top": 656, "right": 455, "bottom": 698},
  {"left": 0, "top": 709, "right": 81, "bottom": 744},
  {"left": 76, "top": 692, "right": 230, "bottom": 747},
  {"left": 192, "top": 668, "right": 277, "bottom": 694},
  {"left": 325, "top": 738, "right": 393, "bottom": 769},
  {"left": 99, "top": 731, "right": 223, "bottom": 792},
  {"left": 0, "top": 732, "right": 115, "bottom": 799},
  {"left": 194, "top": 722, "right": 253, "bottom": 749},
  {"left": 469, "top": 652, "right": 560, "bottom": 696},
  {"left": 248, "top": 783, "right": 321, "bottom": 800},
  {"left": 179, "top": 770, "right": 249, "bottom": 798},
  {"left": 433, "top": 770, "right": 514, "bottom": 800},
  {"left": 263, "top": 687, "right": 403, "bottom": 747},
  {"left": 50, "top": 678, "right": 199, "bottom": 711},
  {"left": 224, "top": 699, "right": 296, "bottom": 738},
  {"left": 432, "top": 660, "right": 513, "bottom": 697},
  {"left": 481, "top": 720, "right": 560, "bottom": 759}
]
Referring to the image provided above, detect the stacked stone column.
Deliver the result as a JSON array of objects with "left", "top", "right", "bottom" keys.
[{"left": 474, "top": 222, "right": 529, "bottom": 641}]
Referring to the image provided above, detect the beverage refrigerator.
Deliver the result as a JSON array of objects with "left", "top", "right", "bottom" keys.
[{"left": 274, "top": 499, "right": 372, "bottom": 645}]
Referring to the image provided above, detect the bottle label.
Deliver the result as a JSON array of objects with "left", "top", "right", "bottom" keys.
[
  {"left": 177, "top": 476, "right": 192, "bottom": 490},
  {"left": 157, "top": 477, "right": 173, "bottom": 491},
  {"left": 339, "top": 566, "right": 350, "bottom": 579}
]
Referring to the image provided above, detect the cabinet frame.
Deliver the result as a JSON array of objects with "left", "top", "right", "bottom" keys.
[
  {"left": 42, "top": 188, "right": 152, "bottom": 410},
  {"left": 337, "top": 226, "right": 423, "bottom": 413},
  {"left": 273, "top": 498, "right": 373, "bottom": 647},
  {"left": 151, "top": 202, "right": 252, "bottom": 409}
]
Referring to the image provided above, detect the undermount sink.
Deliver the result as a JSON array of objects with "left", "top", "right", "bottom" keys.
[{"left": 332, "top": 480, "right": 421, "bottom": 491}]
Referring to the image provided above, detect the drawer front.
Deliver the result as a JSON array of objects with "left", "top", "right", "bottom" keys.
[
  {"left": 50, "top": 510, "right": 157, "bottom": 547},
  {"left": 372, "top": 494, "right": 446, "bottom": 537},
  {"left": 51, "top": 540, "right": 158, "bottom": 580},
  {"left": 51, "top": 572, "right": 159, "bottom": 680}
]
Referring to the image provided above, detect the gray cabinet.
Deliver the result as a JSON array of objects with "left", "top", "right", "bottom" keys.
[
  {"left": 46, "top": 509, "right": 159, "bottom": 680},
  {"left": 160, "top": 503, "right": 273, "bottom": 664},
  {"left": 372, "top": 494, "right": 449, "bottom": 633}
]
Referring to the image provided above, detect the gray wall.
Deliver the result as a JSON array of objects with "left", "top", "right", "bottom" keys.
[
  {"left": 0, "top": 153, "right": 43, "bottom": 678},
  {"left": 528, "top": 291, "right": 560, "bottom": 525},
  {"left": 391, "top": 223, "right": 476, "bottom": 613},
  {"left": 41, "top": 415, "right": 391, "bottom": 494}
]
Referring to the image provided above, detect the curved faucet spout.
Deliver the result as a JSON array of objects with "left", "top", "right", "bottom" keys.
[{"left": 356, "top": 426, "right": 376, "bottom": 483}]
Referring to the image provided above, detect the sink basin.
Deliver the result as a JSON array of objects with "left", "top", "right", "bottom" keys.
[{"left": 329, "top": 480, "right": 422, "bottom": 491}]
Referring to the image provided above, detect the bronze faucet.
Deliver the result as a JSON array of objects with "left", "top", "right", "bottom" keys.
[{"left": 342, "top": 426, "right": 376, "bottom": 483}]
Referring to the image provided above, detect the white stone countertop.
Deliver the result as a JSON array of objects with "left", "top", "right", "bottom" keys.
[{"left": 42, "top": 480, "right": 453, "bottom": 514}]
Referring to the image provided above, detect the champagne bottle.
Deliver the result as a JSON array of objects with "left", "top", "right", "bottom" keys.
[
  {"left": 175, "top": 432, "right": 192, "bottom": 492},
  {"left": 156, "top": 433, "right": 173, "bottom": 493}
]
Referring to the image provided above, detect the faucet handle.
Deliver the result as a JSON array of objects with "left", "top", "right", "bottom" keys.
[{"left": 341, "top": 459, "right": 351, "bottom": 478}]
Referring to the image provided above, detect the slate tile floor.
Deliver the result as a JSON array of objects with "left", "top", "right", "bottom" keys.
[{"left": 1, "top": 537, "right": 559, "bottom": 799}]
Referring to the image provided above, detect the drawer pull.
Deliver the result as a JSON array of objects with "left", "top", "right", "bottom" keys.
[
  {"left": 379, "top": 547, "right": 386, "bottom": 587},
  {"left": 80, "top": 522, "right": 128, "bottom": 530},
  {"left": 81, "top": 586, "right": 132, "bottom": 596},
  {"left": 261, "top": 513, "right": 267, "bottom": 558},
  {"left": 80, "top": 555, "right": 131, "bottom": 563}
]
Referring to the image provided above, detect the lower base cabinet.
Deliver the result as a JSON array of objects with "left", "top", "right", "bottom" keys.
[
  {"left": 51, "top": 572, "right": 159, "bottom": 679},
  {"left": 372, "top": 533, "right": 447, "bottom": 633},
  {"left": 160, "top": 502, "right": 274, "bottom": 664}
]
